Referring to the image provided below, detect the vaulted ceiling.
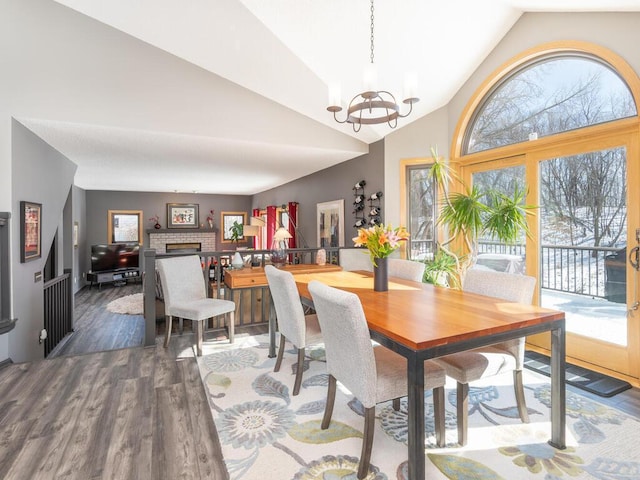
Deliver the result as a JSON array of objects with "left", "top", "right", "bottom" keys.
[{"left": 16, "top": 0, "right": 640, "bottom": 194}]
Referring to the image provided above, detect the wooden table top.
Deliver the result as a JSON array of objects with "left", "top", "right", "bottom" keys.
[
  {"left": 294, "top": 270, "right": 565, "bottom": 352},
  {"left": 223, "top": 263, "right": 342, "bottom": 289}
]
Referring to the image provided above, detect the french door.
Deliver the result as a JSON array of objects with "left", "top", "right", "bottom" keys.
[
  {"left": 528, "top": 135, "right": 639, "bottom": 379},
  {"left": 464, "top": 133, "right": 640, "bottom": 380}
]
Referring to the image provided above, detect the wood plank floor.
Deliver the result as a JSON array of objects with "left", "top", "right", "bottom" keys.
[
  {"left": 51, "top": 282, "right": 146, "bottom": 357},
  {"left": 2, "top": 283, "right": 640, "bottom": 479},
  {"left": 0, "top": 282, "right": 242, "bottom": 480}
]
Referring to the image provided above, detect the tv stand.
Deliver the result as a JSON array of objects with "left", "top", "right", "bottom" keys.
[{"left": 87, "top": 269, "right": 140, "bottom": 289}]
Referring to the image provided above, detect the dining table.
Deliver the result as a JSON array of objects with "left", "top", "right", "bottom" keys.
[{"left": 288, "top": 269, "right": 566, "bottom": 480}]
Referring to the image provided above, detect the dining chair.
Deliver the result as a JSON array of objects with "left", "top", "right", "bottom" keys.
[
  {"left": 338, "top": 248, "right": 373, "bottom": 272},
  {"left": 308, "top": 280, "right": 446, "bottom": 479},
  {"left": 156, "top": 255, "right": 235, "bottom": 356},
  {"left": 265, "top": 265, "right": 323, "bottom": 395},
  {"left": 433, "top": 268, "right": 536, "bottom": 446},
  {"left": 388, "top": 258, "right": 426, "bottom": 282}
]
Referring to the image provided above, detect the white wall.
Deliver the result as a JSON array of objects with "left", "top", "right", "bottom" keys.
[
  {"left": 384, "top": 12, "right": 640, "bottom": 227},
  {"left": 384, "top": 106, "right": 450, "bottom": 226}
]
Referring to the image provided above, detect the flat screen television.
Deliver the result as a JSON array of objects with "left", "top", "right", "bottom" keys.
[{"left": 91, "top": 243, "right": 140, "bottom": 273}]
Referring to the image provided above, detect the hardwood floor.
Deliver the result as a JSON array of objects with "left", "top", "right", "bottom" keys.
[
  {"left": 0, "top": 282, "right": 237, "bottom": 480},
  {"left": 51, "top": 282, "right": 146, "bottom": 357},
  {"left": 2, "top": 284, "right": 640, "bottom": 479}
]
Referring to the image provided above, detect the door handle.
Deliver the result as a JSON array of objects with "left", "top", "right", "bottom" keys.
[{"left": 630, "top": 246, "right": 640, "bottom": 271}]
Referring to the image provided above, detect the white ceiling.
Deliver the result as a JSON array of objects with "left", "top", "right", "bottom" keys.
[{"left": 20, "top": 0, "right": 640, "bottom": 194}]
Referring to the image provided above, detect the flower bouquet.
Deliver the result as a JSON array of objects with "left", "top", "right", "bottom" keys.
[
  {"left": 352, "top": 223, "right": 410, "bottom": 266},
  {"left": 353, "top": 224, "right": 410, "bottom": 291}
]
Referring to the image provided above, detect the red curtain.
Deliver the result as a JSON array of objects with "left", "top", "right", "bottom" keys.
[
  {"left": 252, "top": 208, "right": 261, "bottom": 249},
  {"left": 287, "top": 202, "right": 298, "bottom": 249},
  {"left": 266, "top": 205, "right": 277, "bottom": 250}
]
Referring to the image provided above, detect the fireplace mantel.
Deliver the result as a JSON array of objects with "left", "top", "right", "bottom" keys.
[
  {"left": 148, "top": 229, "right": 216, "bottom": 253},
  {"left": 146, "top": 228, "right": 217, "bottom": 234}
]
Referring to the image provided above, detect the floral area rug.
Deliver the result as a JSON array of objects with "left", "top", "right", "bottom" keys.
[
  {"left": 196, "top": 333, "right": 640, "bottom": 480},
  {"left": 105, "top": 293, "right": 143, "bottom": 315}
]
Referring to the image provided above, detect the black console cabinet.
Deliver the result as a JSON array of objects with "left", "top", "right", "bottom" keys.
[{"left": 87, "top": 269, "right": 140, "bottom": 288}]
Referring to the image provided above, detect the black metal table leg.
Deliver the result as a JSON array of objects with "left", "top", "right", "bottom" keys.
[
  {"left": 406, "top": 352, "right": 425, "bottom": 480},
  {"left": 549, "top": 320, "right": 566, "bottom": 449}
]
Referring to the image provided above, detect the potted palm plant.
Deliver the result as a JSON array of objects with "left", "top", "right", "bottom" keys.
[{"left": 426, "top": 147, "right": 535, "bottom": 287}]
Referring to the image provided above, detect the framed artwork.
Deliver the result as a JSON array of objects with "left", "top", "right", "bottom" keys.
[
  {"left": 167, "top": 203, "right": 199, "bottom": 229},
  {"left": 20, "top": 201, "right": 42, "bottom": 263},
  {"left": 221, "top": 211, "right": 247, "bottom": 242},
  {"left": 108, "top": 210, "right": 143, "bottom": 244},
  {"left": 317, "top": 199, "right": 344, "bottom": 248}
]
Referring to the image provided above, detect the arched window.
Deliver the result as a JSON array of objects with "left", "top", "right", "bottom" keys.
[{"left": 464, "top": 54, "right": 637, "bottom": 154}]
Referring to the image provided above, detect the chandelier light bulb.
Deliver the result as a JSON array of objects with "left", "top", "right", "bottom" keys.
[
  {"left": 362, "top": 63, "right": 378, "bottom": 94},
  {"left": 403, "top": 73, "right": 418, "bottom": 102},
  {"left": 328, "top": 82, "right": 342, "bottom": 109}
]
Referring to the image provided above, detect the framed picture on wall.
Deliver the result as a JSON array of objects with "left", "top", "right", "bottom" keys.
[
  {"left": 317, "top": 199, "right": 344, "bottom": 248},
  {"left": 108, "top": 210, "right": 143, "bottom": 244},
  {"left": 221, "top": 212, "right": 247, "bottom": 242},
  {"left": 20, "top": 201, "right": 42, "bottom": 263},
  {"left": 167, "top": 203, "right": 199, "bottom": 228}
]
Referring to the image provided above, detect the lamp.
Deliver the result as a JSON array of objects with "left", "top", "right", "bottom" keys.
[
  {"left": 242, "top": 225, "right": 260, "bottom": 237},
  {"left": 327, "top": 0, "right": 419, "bottom": 132},
  {"left": 249, "top": 216, "right": 266, "bottom": 227},
  {"left": 273, "top": 227, "right": 293, "bottom": 242},
  {"left": 271, "top": 227, "right": 293, "bottom": 267},
  {"left": 242, "top": 223, "right": 262, "bottom": 266}
]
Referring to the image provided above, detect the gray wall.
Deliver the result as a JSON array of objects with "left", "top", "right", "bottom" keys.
[
  {"left": 10, "top": 121, "right": 76, "bottom": 363},
  {"left": 252, "top": 139, "right": 384, "bottom": 247},
  {"left": 84, "top": 191, "right": 252, "bottom": 267}
]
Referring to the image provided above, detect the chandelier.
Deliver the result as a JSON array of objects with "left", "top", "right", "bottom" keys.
[{"left": 327, "top": 0, "right": 419, "bottom": 132}]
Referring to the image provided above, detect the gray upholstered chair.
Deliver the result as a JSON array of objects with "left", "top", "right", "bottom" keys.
[
  {"left": 265, "top": 265, "right": 323, "bottom": 395},
  {"left": 338, "top": 248, "right": 373, "bottom": 272},
  {"left": 156, "top": 255, "right": 235, "bottom": 356},
  {"left": 308, "top": 280, "right": 446, "bottom": 479},
  {"left": 433, "top": 268, "right": 536, "bottom": 446},
  {"left": 388, "top": 258, "right": 426, "bottom": 282}
]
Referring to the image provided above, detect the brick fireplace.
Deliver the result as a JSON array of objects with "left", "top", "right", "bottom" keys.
[{"left": 148, "top": 230, "right": 216, "bottom": 253}]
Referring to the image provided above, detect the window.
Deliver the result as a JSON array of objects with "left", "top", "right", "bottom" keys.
[
  {"left": 465, "top": 55, "right": 637, "bottom": 154},
  {"left": 405, "top": 164, "right": 436, "bottom": 260}
]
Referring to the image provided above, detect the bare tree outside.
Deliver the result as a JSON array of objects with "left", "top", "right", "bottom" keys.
[
  {"left": 466, "top": 56, "right": 634, "bottom": 251},
  {"left": 407, "top": 166, "right": 436, "bottom": 258}
]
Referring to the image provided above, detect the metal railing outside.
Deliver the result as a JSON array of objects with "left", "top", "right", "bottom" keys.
[{"left": 478, "top": 241, "right": 622, "bottom": 299}]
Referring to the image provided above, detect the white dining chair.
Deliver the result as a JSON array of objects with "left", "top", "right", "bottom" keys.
[
  {"left": 156, "top": 255, "right": 236, "bottom": 356},
  {"left": 433, "top": 268, "right": 536, "bottom": 445},
  {"left": 308, "top": 280, "right": 446, "bottom": 479},
  {"left": 265, "top": 265, "right": 323, "bottom": 395},
  {"left": 339, "top": 248, "right": 373, "bottom": 272},
  {"left": 388, "top": 258, "right": 426, "bottom": 282}
]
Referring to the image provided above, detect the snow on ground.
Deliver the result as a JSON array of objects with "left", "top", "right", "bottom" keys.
[{"left": 541, "top": 289, "right": 627, "bottom": 346}]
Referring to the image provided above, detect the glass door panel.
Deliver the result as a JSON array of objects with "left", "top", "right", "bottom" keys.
[
  {"left": 472, "top": 164, "right": 527, "bottom": 274},
  {"left": 539, "top": 147, "right": 627, "bottom": 346}
]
